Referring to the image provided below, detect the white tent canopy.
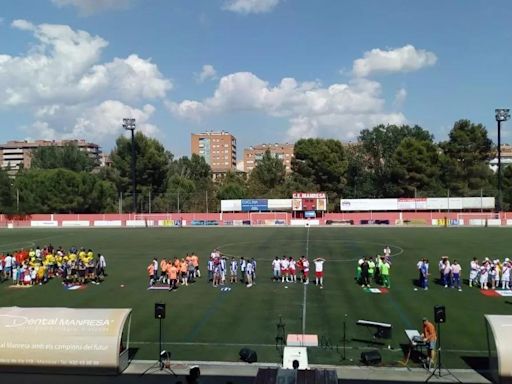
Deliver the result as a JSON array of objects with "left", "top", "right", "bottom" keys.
[
  {"left": 0, "top": 307, "right": 132, "bottom": 374},
  {"left": 485, "top": 314, "right": 512, "bottom": 384}
]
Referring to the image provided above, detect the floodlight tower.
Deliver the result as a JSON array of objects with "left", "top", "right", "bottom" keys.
[
  {"left": 122, "top": 118, "right": 137, "bottom": 213},
  {"left": 495, "top": 109, "right": 510, "bottom": 212}
]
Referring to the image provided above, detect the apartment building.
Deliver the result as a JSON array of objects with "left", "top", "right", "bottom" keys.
[
  {"left": 243, "top": 143, "right": 294, "bottom": 173},
  {"left": 191, "top": 131, "right": 237, "bottom": 174},
  {"left": 0, "top": 139, "right": 101, "bottom": 174}
]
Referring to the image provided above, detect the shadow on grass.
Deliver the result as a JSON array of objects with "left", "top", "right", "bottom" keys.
[{"left": 460, "top": 355, "right": 493, "bottom": 383}]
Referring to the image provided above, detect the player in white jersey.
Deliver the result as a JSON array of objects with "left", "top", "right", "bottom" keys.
[
  {"left": 502, "top": 259, "right": 511, "bottom": 290},
  {"left": 480, "top": 261, "right": 490, "bottom": 289},
  {"left": 469, "top": 257, "right": 479, "bottom": 287},
  {"left": 280, "top": 256, "right": 290, "bottom": 283},
  {"left": 220, "top": 257, "right": 227, "bottom": 285},
  {"left": 302, "top": 257, "right": 310, "bottom": 284},
  {"left": 288, "top": 257, "right": 297, "bottom": 283},
  {"left": 230, "top": 257, "right": 238, "bottom": 283},
  {"left": 272, "top": 257, "right": 281, "bottom": 282},
  {"left": 313, "top": 257, "right": 326, "bottom": 288},
  {"left": 246, "top": 261, "right": 254, "bottom": 287},
  {"left": 239, "top": 257, "right": 247, "bottom": 283}
]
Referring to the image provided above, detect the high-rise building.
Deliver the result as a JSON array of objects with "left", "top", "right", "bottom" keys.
[
  {"left": 243, "top": 143, "right": 294, "bottom": 173},
  {"left": 0, "top": 139, "right": 101, "bottom": 174},
  {"left": 191, "top": 131, "right": 237, "bottom": 174}
]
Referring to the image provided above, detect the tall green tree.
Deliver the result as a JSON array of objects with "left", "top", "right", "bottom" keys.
[
  {"left": 31, "top": 144, "right": 96, "bottom": 172},
  {"left": 110, "top": 132, "right": 172, "bottom": 202},
  {"left": 344, "top": 144, "right": 375, "bottom": 198},
  {"left": 292, "top": 138, "right": 347, "bottom": 204},
  {"left": 0, "top": 168, "right": 15, "bottom": 213},
  {"left": 247, "top": 149, "right": 287, "bottom": 197},
  {"left": 358, "top": 124, "right": 434, "bottom": 197},
  {"left": 440, "top": 119, "right": 494, "bottom": 195},
  {"left": 390, "top": 137, "right": 442, "bottom": 197},
  {"left": 217, "top": 171, "right": 247, "bottom": 200},
  {"left": 14, "top": 169, "right": 116, "bottom": 213}
]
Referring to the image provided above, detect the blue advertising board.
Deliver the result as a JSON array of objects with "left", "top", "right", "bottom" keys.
[{"left": 241, "top": 199, "right": 269, "bottom": 212}]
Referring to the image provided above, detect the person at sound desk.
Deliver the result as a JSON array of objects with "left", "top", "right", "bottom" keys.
[{"left": 421, "top": 317, "right": 437, "bottom": 370}]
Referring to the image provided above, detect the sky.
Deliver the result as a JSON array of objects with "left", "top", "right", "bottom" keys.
[{"left": 0, "top": 0, "right": 511, "bottom": 158}]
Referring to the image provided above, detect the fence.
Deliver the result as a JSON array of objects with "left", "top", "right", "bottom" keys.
[{"left": 2, "top": 211, "right": 512, "bottom": 228}]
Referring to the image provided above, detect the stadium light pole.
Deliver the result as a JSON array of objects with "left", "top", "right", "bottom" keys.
[
  {"left": 495, "top": 109, "right": 510, "bottom": 212},
  {"left": 122, "top": 118, "right": 137, "bottom": 213}
]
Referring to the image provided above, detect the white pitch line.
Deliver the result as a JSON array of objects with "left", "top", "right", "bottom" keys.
[
  {"left": 128, "top": 340, "right": 489, "bottom": 354},
  {"left": 302, "top": 225, "right": 310, "bottom": 335}
]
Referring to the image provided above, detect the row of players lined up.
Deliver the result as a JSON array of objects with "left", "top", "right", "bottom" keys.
[
  {"left": 0, "top": 246, "right": 107, "bottom": 286},
  {"left": 147, "top": 250, "right": 327, "bottom": 290},
  {"left": 416, "top": 256, "right": 512, "bottom": 291}
]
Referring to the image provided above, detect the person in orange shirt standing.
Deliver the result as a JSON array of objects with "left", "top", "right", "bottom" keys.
[
  {"left": 160, "top": 258, "right": 168, "bottom": 284},
  {"left": 167, "top": 263, "right": 178, "bottom": 291},
  {"left": 421, "top": 317, "right": 437, "bottom": 370},
  {"left": 180, "top": 259, "right": 188, "bottom": 286},
  {"left": 191, "top": 252, "right": 200, "bottom": 278},
  {"left": 147, "top": 262, "right": 155, "bottom": 286}
]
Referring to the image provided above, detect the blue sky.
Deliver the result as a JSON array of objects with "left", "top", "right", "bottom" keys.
[{"left": 1, "top": 0, "right": 511, "bottom": 159}]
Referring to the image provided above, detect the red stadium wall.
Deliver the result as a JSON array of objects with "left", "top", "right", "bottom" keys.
[{"left": 0, "top": 211, "right": 511, "bottom": 227}]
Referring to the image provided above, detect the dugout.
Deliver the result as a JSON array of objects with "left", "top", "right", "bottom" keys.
[
  {"left": 0, "top": 306, "right": 132, "bottom": 375},
  {"left": 485, "top": 315, "right": 512, "bottom": 384}
]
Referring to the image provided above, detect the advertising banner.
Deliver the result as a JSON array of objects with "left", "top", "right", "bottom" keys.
[
  {"left": 0, "top": 307, "right": 131, "bottom": 373},
  {"left": 220, "top": 200, "right": 242, "bottom": 212},
  {"left": 340, "top": 199, "right": 398, "bottom": 211},
  {"left": 241, "top": 199, "right": 269, "bottom": 212},
  {"left": 397, "top": 198, "right": 427, "bottom": 210}
]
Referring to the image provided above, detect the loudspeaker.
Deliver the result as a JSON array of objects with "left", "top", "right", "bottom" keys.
[
  {"left": 361, "top": 350, "right": 381, "bottom": 365},
  {"left": 155, "top": 303, "right": 166, "bottom": 319},
  {"left": 434, "top": 305, "right": 446, "bottom": 324},
  {"left": 239, "top": 348, "right": 258, "bottom": 363}
]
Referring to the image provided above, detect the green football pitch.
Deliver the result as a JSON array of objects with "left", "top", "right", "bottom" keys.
[{"left": 0, "top": 227, "right": 509, "bottom": 368}]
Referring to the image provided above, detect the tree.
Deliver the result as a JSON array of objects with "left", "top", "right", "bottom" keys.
[
  {"left": 217, "top": 171, "right": 247, "bottom": 200},
  {"left": 440, "top": 119, "right": 494, "bottom": 195},
  {"left": 31, "top": 144, "right": 96, "bottom": 172},
  {"left": 0, "top": 169, "right": 15, "bottom": 213},
  {"left": 247, "top": 150, "right": 286, "bottom": 197},
  {"left": 14, "top": 169, "right": 117, "bottom": 213},
  {"left": 503, "top": 165, "right": 512, "bottom": 210},
  {"left": 165, "top": 154, "right": 215, "bottom": 212},
  {"left": 344, "top": 144, "right": 375, "bottom": 198},
  {"left": 110, "top": 132, "right": 172, "bottom": 203},
  {"left": 292, "top": 139, "right": 347, "bottom": 203},
  {"left": 358, "top": 124, "right": 435, "bottom": 197},
  {"left": 390, "top": 137, "right": 442, "bottom": 197}
]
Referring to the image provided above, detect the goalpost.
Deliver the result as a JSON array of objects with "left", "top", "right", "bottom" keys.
[
  {"left": 456, "top": 212, "right": 500, "bottom": 226},
  {"left": 249, "top": 212, "right": 290, "bottom": 226}
]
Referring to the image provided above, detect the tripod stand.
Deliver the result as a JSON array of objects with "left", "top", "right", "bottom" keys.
[
  {"left": 425, "top": 322, "right": 460, "bottom": 383},
  {"left": 141, "top": 316, "right": 177, "bottom": 376},
  {"left": 341, "top": 314, "right": 348, "bottom": 361},
  {"left": 275, "top": 316, "right": 286, "bottom": 358}
]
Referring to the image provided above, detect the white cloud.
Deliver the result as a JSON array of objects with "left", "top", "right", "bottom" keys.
[
  {"left": 51, "top": 0, "right": 133, "bottom": 15},
  {"left": 393, "top": 88, "right": 407, "bottom": 108},
  {"left": 223, "top": 0, "right": 280, "bottom": 14},
  {"left": 167, "top": 72, "right": 406, "bottom": 141},
  {"left": 196, "top": 64, "right": 217, "bottom": 83},
  {"left": 353, "top": 44, "right": 437, "bottom": 78},
  {"left": 2, "top": 20, "right": 171, "bottom": 145},
  {"left": 29, "top": 101, "right": 158, "bottom": 143}
]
